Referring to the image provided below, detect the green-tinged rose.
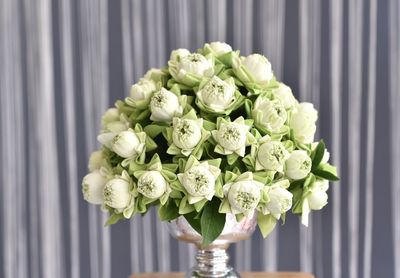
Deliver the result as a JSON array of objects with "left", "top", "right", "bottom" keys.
[
  {"left": 149, "top": 88, "right": 183, "bottom": 122},
  {"left": 143, "top": 68, "right": 167, "bottom": 81},
  {"left": 256, "top": 140, "right": 289, "bottom": 172},
  {"left": 101, "top": 108, "right": 119, "bottom": 126},
  {"left": 285, "top": 150, "right": 312, "bottom": 180},
  {"left": 101, "top": 111, "right": 130, "bottom": 134},
  {"left": 260, "top": 180, "right": 292, "bottom": 219},
  {"left": 242, "top": 54, "right": 273, "bottom": 83},
  {"left": 88, "top": 150, "right": 108, "bottom": 171},
  {"left": 290, "top": 102, "right": 318, "bottom": 144},
  {"left": 217, "top": 123, "right": 246, "bottom": 151},
  {"left": 104, "top": 121, "right": 129, "bottom": 133},
  {"left": 169, "top": 52, "right": 214, "bottom": 86},
  {"left": 234, "top": 53, "right": 273, "bottom": 84},
  {"left": 221, "top": 172, "right": 264, "bottom": 216},
  {"left": 169, "top": 48, "right": 191, "bottom": 61},
  {"left": 137, "top": 170, "right": 167, "bottom": 199},
  {"left": 104, "top": 178, "right": 132, "bottom": 209},
  {"left": 196, "top": 76, "right": 236, "bottom": 113},
  {"left": 227, "top": 181, "right": 262, "bottom": 215},
  {"left": 205, "top": 41, "right": 232, "bottom": 56},
  {"left": 178, "top": 164, "right": 218, "bottom": 201},
  {"left": 212, "top": 117, "right": 254, "bottom": 158},
  {"left": 307, "top": 179, "right": 329, "bottom": 210},
  {"left": 301, "top": 179, "right": 329, "bottom": 226},
  {"left": 111, "top": 130, "right": 144, "bottom": 158},
  {"left": 130, "top": 78, "right": 157, "bottom": 103},
  {"left": 252, "top": 95, "right": 287, "bottom": 134},
  {"left": 82, "top": 170, "right": 107, "bottom": 205},
  {"left": 178, "top": 53, "right": 213, "bottom": 78},
  {"left": 272, "top": 83, "right": 297, "bottom": 110},
  {"left": 172, "top": 118, "right": 203, "bottom": 150}
]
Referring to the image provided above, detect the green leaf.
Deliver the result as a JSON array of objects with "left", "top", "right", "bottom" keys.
[
  {"left": 313, "top": 163, "right": 339, "bottom": 181},
  {"left": 224, "top": 171, "right": 237, "bottom": 183},
  {"left": 290, "top": 181, "right": 304, "bottom": 214},
  {"left": 257, "top": 213, "right": 277, "bottom": 238},
  {"left": 158, "top": 200, "right": 180, "bottom": 221},
  {"left": 288, "top": 179, "right": 304, "bottom": 191},
  {"left": 242, "top": 155, "right": 255, "bottom": 171},
  {"left": 203, "top": 120, "right": 216, "bottom": 131},
  {"left": 161, "top": 169, "right": 177, "bottom": 182},
  {"left": 227, "top": 153, "right": 239, "bottom": 165},
  {"left": 311, "top": 140, "right": 325, "bottom": 168},
  {"left": 179, "top": 196, "right": 195, "bottom": 214},
  {"left": 184, "top": 211, "right": 202, "bottom": 234},
  {"left": 145, "top": 136, "right": 157, "bottom": 151},
  {"left": 163, "top": 163, "right": 178, "bottom": 173},
  {"left": 281, "top": 213, "right": 286, "bottom": 225},
  {"left": 292, "top": 199, "right": 304, "bottom": 214},
  {"left": 304, "top": 173, "right": 315, "bottom": 188},
  {"left": 244, "top": 99, "right": 253, "bottom": 118},
  {"left": 207, "top": 158, "right": 222, "bottom": 168},
  {"left": 169, "top": 190, "right": 182, "bottom": 199},
  {"left": 253, "top": 171, "right": 274, "bottom": 184},
  {"left": 105, "top": 213, "right": 124, "bottom": 226},
  {"left": 194, "top": 198, "right": 208, "bottom": 212},
  {"left": 200, "top": 198, "right": 226, "bottom": 247}
]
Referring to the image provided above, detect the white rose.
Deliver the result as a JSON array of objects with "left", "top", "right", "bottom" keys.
[
  {"left": 215, "top": 122, "right": 247, "bottom": 152},
  {"left": 242, "top": 54, "right": 273, "bottom": 83},
  {"left": 111, "top": 130, "right": 143, "bottom": 158},
  {"left": 143, "top": 68, "right": 165, "bottom": 80},
  {"left": 172, "top": 118, "right": 203, "bottom": 150},
  {"left": 101, "top": 108, "right": 119, "bottom": 126},
  {"left": 252, "top": 96, "right": 287, "bottom": 133},
  {"left": 263, "top": 180, "right": 293, "bottom": 218},
  {"left": 178, "top": 164, "right": 219, "bottom": 202},
  {"left": 150, "top": 88, "right": 182, "bottom": 122},
  {"left": 301, "top": 179, "right": 329, "bottom": 226},
  {"left": 103, "top": 178, "right": 132, "bottom": 209},
  {"left": 285, "top": 150, "right": 312, "bottom": 180},
  {"left": 196, "top": 76, "right": 235, "bottom": 112},
  {"left": 130, "top": 79, "right": 157, "bottom": 102},
  {"left": 273, "top": 83, "right": 297, "bottom": 110},
  {"left": 207, "top": 42, "right": 232, "bottom": 55},
  {"left": 290, "top": 102, "right": 318, "bottom": 144},
  {"left": 103, "top": 121, "right": 129, "bottom": 133},
  {"left": 307, "top": 179, "right": 329, "bottom": 210},
  {"left": 170, "top": 48, "right": 191, "bottom": 62},
  {"left": 88, "top": 150, "right": 107, "bottom": 171},
  {"left": 137, "top": 171, "right": 167, "bottom": 199},
  {"left": 102, "top": 112, "right": 130, "bottom": 133},
  {"left": 225, "top": 180, "right": 262, "bottom": 214},
  {"left": 177, "top": 53, "right": 213, "bottom": 79},
  {"left": 82, "top": 170, "right": 107, "bottom": 205},
  {"left": 256, "top": 141, "right": 289, "bottom": 172}
]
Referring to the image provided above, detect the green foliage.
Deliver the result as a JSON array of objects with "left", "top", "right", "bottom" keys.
[
  {"left": 200, "top": 198, "right": 226, "bottom": 247},
  {"left": 183, "top": 211, "right": 202, "bottom": 234},
  {"left": 258, "top": 213, "right": 277, "bottom": 238},
  {"left": 158, "top": 199, "right": 180, "bottom": 221}
]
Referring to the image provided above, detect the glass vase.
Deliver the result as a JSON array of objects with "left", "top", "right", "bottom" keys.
[{"left": 167, "top": 213, "right": 257, "bottom": 278}]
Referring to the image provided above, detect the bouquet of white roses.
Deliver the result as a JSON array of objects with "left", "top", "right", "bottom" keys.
[{"left": 82, "top": 42, "right": 338, "bottom": 246}]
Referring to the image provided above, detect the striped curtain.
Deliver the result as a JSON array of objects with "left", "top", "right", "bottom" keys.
[{"left": 0, "top": 0, "right": 397, "bottom": 278}]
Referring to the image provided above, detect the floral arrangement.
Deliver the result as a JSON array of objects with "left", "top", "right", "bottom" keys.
[{"left": 82, "top": 42, "right": 338, "bottom": 246}]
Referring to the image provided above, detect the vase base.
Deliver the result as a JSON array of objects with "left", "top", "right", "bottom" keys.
[{"left": 185, "top": 266, "right": 241, "bottom": 278}]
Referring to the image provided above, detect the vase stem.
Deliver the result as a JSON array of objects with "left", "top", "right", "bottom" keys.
[{"left": 188, "top": 247, "right": 240, "bottom": 278}]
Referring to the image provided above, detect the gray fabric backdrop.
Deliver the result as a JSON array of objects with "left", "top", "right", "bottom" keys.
[{"left": 0, "top": 0, "right": 398, "bottom": 278}]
